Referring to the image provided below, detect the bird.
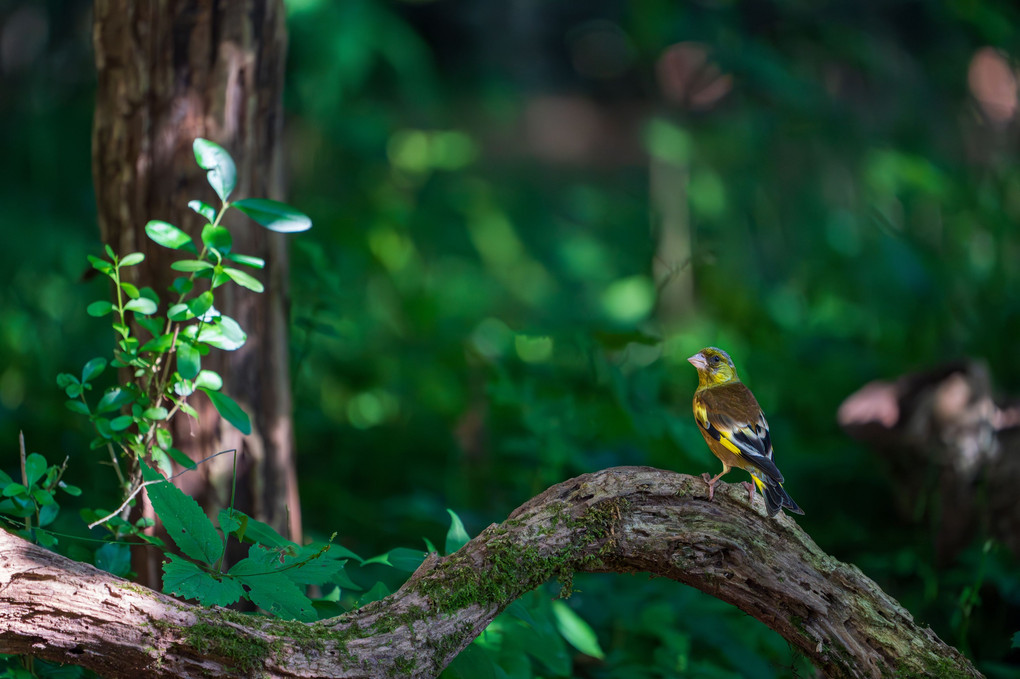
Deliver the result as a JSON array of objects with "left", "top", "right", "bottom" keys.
[{"left": 688, "top": 347, "right": 804, "bottom": 517}]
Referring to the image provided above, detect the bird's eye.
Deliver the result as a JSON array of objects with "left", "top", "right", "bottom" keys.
[{"left": 710, "top": 355, "right": 721, "bottom": 364}]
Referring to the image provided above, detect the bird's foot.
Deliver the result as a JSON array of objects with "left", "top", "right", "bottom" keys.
[
  {"left": 742, "top": 481, "right": 755, "bottom": 506},
  {"left": 701, "top": 472, "right": 716, "bottom": 501}
]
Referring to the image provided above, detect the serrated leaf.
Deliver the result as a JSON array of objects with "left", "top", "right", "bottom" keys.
[
  {"left": 145, "top": 220, "right": 194, "bottom": 251},
  {"left": 125, "top": 298, "right": 157, "bottom": 314},
  {"left": 25, "top": 453, "right": 47, "bottom": 487},
  {"left": 188, "top": 200, "right": 217, "bottom": 222},
  {"left": 96, "top": 388, "right": 132, "bottom": 413},
  {"left": 163, "top": 554, "right": 243, "bottom": 606},
  {"left": 380, "top": 547, "right": 427, "bottom": 572},
  {"left": 218, "top": 508, "right": 243, "bottom": 535},
  {"left": 233, "top": 198, "right": 312, "bottom": 233},
  {"left": 95, "top": 542, "right": 132, "bottom": 577},
  {"left": 229, "top": 545, "right": 316, "bottom": 621},
  {"left": 82, "top": 358, "right": 107, "bottom": 383},
  {"left": 279, "top": 546, "right": 347, "bottom": 586},
  {"left": 357, "top": 581, "right": 391, "bottom": 607},
  {"left": 87, "top": 301, "right": 114, "bottom": 317},
  {"left": 226, "top": 253, "right": 265, "bottom": 269},
  {"left": 170, "top": 260, "right": 214, "bottom": 273},
  {"left": 552, "top": 600, "right": 605, "bottom": 659},
  {"left": 223, "top": 267, "right": 264, "bottom": 293},
  {"left": 227, "top": 508, "right": 294, "bottom": 548},
  {"left": 177, "top": 341, "right": 201, "bottom": 380},
  {"left": 445, "top": 508, "right": 470, "bottom": 555},
  {"left": 193, "top": 138, "right": 237, "bottom": 202},
  {"left": 201, "top": 388, "right": 250, "bottom": 435},
  {"left": 142, "top": 463, "right": 223, "bottom": 565},
  {"left": 120, "top": 252, "right": 145, "bottom": 267}
]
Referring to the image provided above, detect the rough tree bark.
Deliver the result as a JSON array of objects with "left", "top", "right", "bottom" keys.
[
  {"left": 0, "top": 468, "right": 979, "bottom": 679},
  {"left": 91, "top": 0, "right": 301, "bottom": 586}
]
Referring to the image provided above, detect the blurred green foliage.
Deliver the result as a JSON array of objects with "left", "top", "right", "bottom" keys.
[{"left": 2, "top": 0, "right": 1020, "bottom": 676}]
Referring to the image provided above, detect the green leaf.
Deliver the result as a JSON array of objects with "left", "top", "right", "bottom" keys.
[
  {"left": 551, "top": 600, "right": 605, "bottom": 659},
  {"left": 24, "top": 453, "right": 47, "bottom": 487},
  {"left": 233, "top": 198, "right": 312, "bottom": 233},
  {"left": 145, "top": 220, "right": 194, "bottom": 250},
  {"left": 188, "top": 200, "right": 217, "bottom": 222},
  {"left": 1013, "top": 631, "right": 1020, "bottom": 649},
  {"left": 198, "top": 317, "right": 246, "bottom": 351},
  {"left": 279, "top": 545, "right": 348, "bottom": 586},
  {"left": 119, "top": 282, "right": 140, "bottom": 299},
  {"left": 95, "top": 542, "right": 132, "bottom": 577},
  {"left": 142, "top": 463, "right": 223, "bottom": 565},
  {"left": 177, "top": 341, "right": 201, "bottom": 380},
  {"left": 59, "top": 482, "right": 82, "bottom": 497},
  {"left": 357, "top": 581, "right": 391, "bottom": 606},
  {"left": 82, "top": 358, "right": 107, "bottom": 383},
  {"left": 167, "top": 303, "right": 194, "bottom": 322},
  {"left": 65, "top": 399, "right": 89, "bottom": 415},
  {"left": 140, "top": 333, "right": 175, "bottom": 353},
  {"left": 3, "top": 483, "right": 27, "bottom": 497},
  {"left": 218, "top": 508, "right": 243, "bottom": 535},
  {"left": 87, "top": 301, "right": 114, "bottom": 317},
  {"left": 167, "top": 447, "right": 196, "bottom": 470},
  {"left": 119, "top": 252, "right": 145, "bottom": 267},
  {"left": 186, "top": 291, "right": 214, "bottom": 317},
  {"left": 96, "top": 388, "right": 132, "bottom": 413},
  {"left": 194, "top": 370, "right": 223, "bottom": 391},
  {"left": 226, "top": 253, "right": 265, "bottom": 269},
  {"left": 155, "top": 428, "right": 172, "bottom": 450},
  {"left": 445, "top": 508, "right": 470, "bottom": 555},
  {"left": 170, "top": 260, "right": 214, "bottom": 273},
  {"left": 163, "top": 554, "right": 244, "bottom": 606},
  {"left": 125, "top": 298, "right": 158, "bottom": 314},
  {"left": 87, "top": 254, "right": 114, "bottom": 275},
  {"left": 229, "top": 545, "right": 316, "bottom": 621},
  {"left": 143, "top": 406, "right": 168, "bottom": 420},
  {"left": 381, "top": 547, "right": 427, "bottom": 572},
  {"left": 443, "top": 644, "right": 498, "bottom": 679},
  {"left": 226, "top": 508, "right": 294, "bottom": 548},
  {"left": 110, "top": 415, "right": 134, "bottom": 431},
  {"left": 201, "top": 388, "right": 251, "bottom": 435},
  {"left": 223, "top": 267, "right": 264, "bottom": 293},
  {"left": 193, "top": 138, "right": 237, "bottom": 202},
  {"left": 202, "top": 223, "right": 232, "bottom": 254}
]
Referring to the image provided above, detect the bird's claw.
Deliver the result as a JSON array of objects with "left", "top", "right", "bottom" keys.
[{"left": 701, "top": 472, "right": 716, "bottom": 501}]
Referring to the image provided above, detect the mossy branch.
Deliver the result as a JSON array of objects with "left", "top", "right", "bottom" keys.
[{"left": 0, "top": 467, "right": 980, "bottom": 678}]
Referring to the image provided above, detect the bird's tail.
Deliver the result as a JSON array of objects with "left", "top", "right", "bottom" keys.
[{"left": 757, "top": 475, "right": 805, "bottom": 518}]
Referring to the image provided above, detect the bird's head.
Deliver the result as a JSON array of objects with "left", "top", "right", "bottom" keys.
[{"left": 688, "top": 347, "right": 738, "bottom": 387}]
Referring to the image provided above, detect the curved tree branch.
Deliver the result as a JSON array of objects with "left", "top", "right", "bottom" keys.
[{"left": 0, "top": 467, "right": 980, "bottom": 678}]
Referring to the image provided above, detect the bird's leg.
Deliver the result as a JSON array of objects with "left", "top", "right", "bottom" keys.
[
  {"left": 743, "top": 481, "right": 755, "bottom": 506},
  {"left": 700, "top": 466, "right": 730, "bottom": 501}
]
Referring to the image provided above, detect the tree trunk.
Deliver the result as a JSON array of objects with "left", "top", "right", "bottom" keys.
[
  {"left": 91, "top": 0, "right": 301, "bottom": 587},
  {"left": 0, "top": 468, "right": 980, "bottom": 679}
]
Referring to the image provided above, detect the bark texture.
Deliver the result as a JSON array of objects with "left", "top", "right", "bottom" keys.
[
  {"left": 0, "top": 468, "right": 979, "bottom": 679},
  {"left": 91, "top": 0, "right": 301, "bottom": 585}
]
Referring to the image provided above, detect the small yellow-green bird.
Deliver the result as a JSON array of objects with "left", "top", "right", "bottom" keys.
[{"left": 688, "top": 347, "right": 803, "bottom": 517}]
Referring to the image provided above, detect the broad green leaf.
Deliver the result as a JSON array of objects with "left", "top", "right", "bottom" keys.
[
  {"left": 357, "top": 581, "right": 391, "bottom": 606},
  {"left": 140, "top": 333, "right": 175, "bottom": 353},
  {"left": 170, "top": 277, "right": 194, "bottom": 295},
  {"left": 87, "top": 301, "right": 114, "bottom": 317},
  {"left": 3, "top": 483, "right": 27, "bottom": 497},
  {"left": 167, "top": 303, "right": 194, "bottom": 322},
  {"left": 445, "top": 508, "right": 470, "bottom": 555},
  {"left": 25, "top": 453, "right": 47, "bottom": 487},
  {"left": 95, "top": 542, "right": 131, "bottom": 577},
  {"left": 202, "top": 223, "right": 232, "bottom": 253},
  {"left": 87, "top": 255, "right": 114, "bottom": 275},
  {"left": 82, "top": 358, "right": 107, "bottom": 383},
  {"left": 233, "top": 198, "right": 312, "bottom": 233},
  {"left": 119, "top": 252, "right": 145, "bottom": 267},
  {"left": 218, "top": 508, "right": 243, "bottom": 535},
  {"left": 110, "top": 415, "right": 134, "bottom": 431},
  {"left": 223, "top": 267, "right": 264, "bottom": 293},
  {"left": 125, "top": 298, "right": 157, "bottom": 314},
  {"left": 170, "top": 260, "right": 214, "bottom": 272},
  {"left": 226, "top": 253, "right": 265, "bottom": 269},
  {"left": 226, "top": 508, "right": 294, "bottom": 548},
  {"left": 198, "top": 317, "right": 246, "bottom": 350},
  {"left": 155, "top": 427, "right": 173, "bottom": 450},
  {"left": 186, "top": 291, "right": 214, "bottom": 317},
  {"left": 104, "top": 244, "right": 116, "bottom": 259},
  {"left": 188, "top": 200, "right": 217, "bottom": 222},
  {"left": 194, "top": 370, "right": 223, "bottom": 391},
  {"left": 120, "top": 282, "right": 140, "bottom": 299},
  {"left": 96, "top": 388, "right": 132, "bottom": 413},
  {"left": 230, "top": 545, "right": 316, "bottom": 621},
  {"left": 145, "top": 220, "right": 194, "bottom": 250},
  {"left": 166, "top": 447, "right": 196, "bottom": 470},
  {"left": 177, "top": 341, "right": 201, "bottom": 380},
  {"left": 201, "top": 388, "right": 251, "bottom": 435},
  {"left": 142, "top": 463, "right": 223, "bottom": 565},
  {"left": 56, "top": 373, "right": 78, "bottom": 389},
  {"left": 38, "top": 503, "right": 59, "bottom": 528},
  {"left": 193, "top": 138, "right": 237, "bottom": 202},
  {"left": 58, "top": 482, "right": 82, "bottom": 497},
  {"left": 163, "top": 554, "right": 244, "bottom": 606},
  {"left": 278, "top": 545, "right": 348, "bottom": 586},
  {"left": 65, "top": 399, "right": 89, "bottom": 415},
  {"left": 143, "top": 406, "right": 168, "bottom": 420},
  {"left": 552, "top": 600, "right": 605, "bottom": 659},
  {"left": 381, "top": 547, "right": 427, "bottom": 572}
]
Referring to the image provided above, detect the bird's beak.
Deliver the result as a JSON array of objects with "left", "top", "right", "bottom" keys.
[{"left": 687, "top": 353, "right": 708, "bottom": 370}]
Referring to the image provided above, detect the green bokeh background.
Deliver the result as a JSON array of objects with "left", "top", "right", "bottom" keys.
[{"left": 2, "top": 0, "right": 1019, "bottom": 676}]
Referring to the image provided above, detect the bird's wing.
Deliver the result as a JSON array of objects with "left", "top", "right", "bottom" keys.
[{"left": 694, "top": 384, "right": 784, "bottom": 483}]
